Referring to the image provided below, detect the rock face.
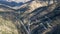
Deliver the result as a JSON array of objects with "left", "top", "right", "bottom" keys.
[
  {"left": 0, "top": 0, "right": 60, "bottom": 34},
  {"left": 18, "top": 0, "right": 60, "bottom": 34}
]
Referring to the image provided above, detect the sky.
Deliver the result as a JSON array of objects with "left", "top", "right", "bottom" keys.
[{"left": 0, "top": 0, "right": 30, "bottom": 3}]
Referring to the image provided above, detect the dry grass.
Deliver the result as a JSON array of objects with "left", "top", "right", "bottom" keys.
[{"left": 0, "top": 16, "right": 18, "bottom": 34}]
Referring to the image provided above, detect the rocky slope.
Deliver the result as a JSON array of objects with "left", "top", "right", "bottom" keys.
[{"left": 0, "top": 0, "right": 60, "bottom": 34}]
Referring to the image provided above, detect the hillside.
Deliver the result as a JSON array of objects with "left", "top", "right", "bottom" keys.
[
  {"left": 0, "top": 16, "right": 18, "bottom": 34},
  {"left": 0, "top": 0, "right": 60, "bottom": 34}
]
